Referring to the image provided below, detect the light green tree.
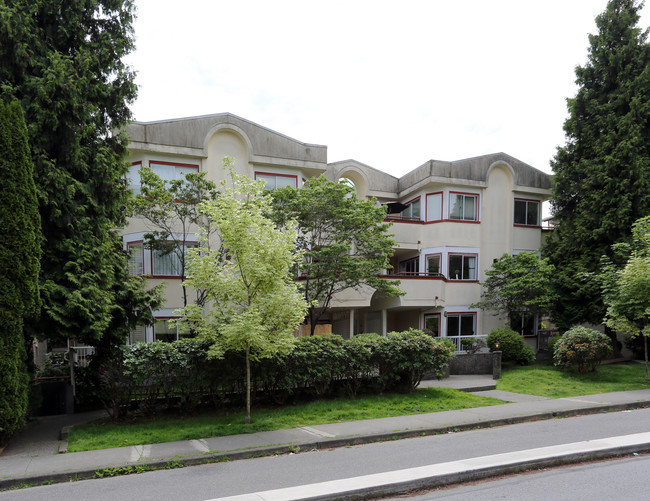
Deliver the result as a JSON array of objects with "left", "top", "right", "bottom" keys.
[
  {"left": 177, "top": 158, "right": 307, "bottom": 423},
  {"left": 602, "top": 217, "right": 650, "bottom": 380}
]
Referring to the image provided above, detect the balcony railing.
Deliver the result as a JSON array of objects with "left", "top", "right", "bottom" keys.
[
  {"left": 446, "top": 335, "right": 489, "bottom": 352},
  {"left": 381, "top": 271, "right": 445, "bottom": 279}
]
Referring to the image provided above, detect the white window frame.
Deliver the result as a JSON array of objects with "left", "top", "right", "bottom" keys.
[
  {"left": 449, "top": 192, "right": 479, "bottom": 221},
  {"left": 448, "top": 254, "right": 477, "bottom": 281},
  {"left": 514, "top": 198, "right": 540, "bottom": 226}
]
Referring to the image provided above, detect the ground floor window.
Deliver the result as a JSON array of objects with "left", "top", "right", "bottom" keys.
[
  {"left": 154, "top": 319, "right": 191, "bottom": 342},
  {"left": 510, "top": 312, "right": 538, "bottom": 336},
  {"left": 447, "top": 312, "right": 476, "bottom": 337},
  {"left": 424, "top": 313, "right": 440, "bottom": 337}
]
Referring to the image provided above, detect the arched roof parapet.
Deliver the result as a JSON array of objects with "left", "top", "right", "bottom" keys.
[
  {"left": 486, "top": 160, "right": 516, "bottom": 184},
  {"left": 203, "top": 122, "right": 253, "bottom": 162}
]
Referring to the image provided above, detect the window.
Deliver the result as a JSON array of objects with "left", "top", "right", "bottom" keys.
[
  {"left": 127, "top": 242, "right": 144, "bottom": 276},
  {"left": 128, "top": 162, "right": 142, "bottom": 196},
  {"left": 449, "top": 193, "right": 478, "bottom": 221},
  {"left": 400, "top": 198, "right": 421, "bottom": 219},
  {"left": 426, "top": 254, "right": 441, "bottom": 276},
  {"left": 152, "top": 242, "right": 197, "bottom": 277},
  {"left": 128, "top": 161, "right": 199, "bottom": 196},
  {"left": 448, "top": 254, "right": 477, "bottom": 280},
  {"left": 154, "top": 319, "right": 191, "bottom": 343},
  {"left": 150, "top": 161, "right": 199, "bottom": 183},
  {"left": 426, "top": 192, "right": 442, "bottom": 221},
  {"left": 514, "top": 199, "right": 540, "bottom": 226},
  {"left": 399, "top": 257, "right": 419, "bottom": 275},
  {"left": 510, "top": 312, "right": 538, "bottom": 336},
  {"left": 424, "top": 314, "right": 440, "bottom": 337},
  {"left": 255, "top": 172, "right": 298, "bottom": 190},
  {"left": 447, "top": 313, "right": 476, "bottom": 337}
]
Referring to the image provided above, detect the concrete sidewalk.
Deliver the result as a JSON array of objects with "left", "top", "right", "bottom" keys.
[{"left": 2, "top": 375, "right": 650, "bottom": 495}]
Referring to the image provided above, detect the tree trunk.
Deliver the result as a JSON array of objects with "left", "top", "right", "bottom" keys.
[
  {"left": 643, "top": 336, "right": 648, "bottom": 381},
  {"left": 245, "top": 344, "right": 251, "bottom": 424}
]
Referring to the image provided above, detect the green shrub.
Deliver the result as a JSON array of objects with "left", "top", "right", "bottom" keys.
[
  {"left": 487, "top": 328, "right": 524, "bottom": 362},
  {"left": 373, "top": 329, "right": 454, "bottom": 393},
  {"left": 36, "top": 352, "right": 69, "bottom": 378},
  {"left": 460, "top": 337, "right": 486, "bottom": 354},
  {"left": 553, "top": 326, "right": 612, "bottom": 373},
  {"left": 547, "top": 335, "right": 562, "bottom": 354},
  {"left": 518, "top": 345, "right": 536, "bottom": 366}
]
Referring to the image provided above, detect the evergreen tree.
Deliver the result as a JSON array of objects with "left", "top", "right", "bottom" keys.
[
  {"left": 0, "top": 1, "right": 157, "bottom": 346},
  {"left": 0, "top": 100, "right": 41, "bottom": 444},
  {"left": 544, "top": 0, "right": 650, "bottom": 329}
]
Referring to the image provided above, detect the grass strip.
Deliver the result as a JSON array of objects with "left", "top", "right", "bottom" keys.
[
  {"left": 498, "top": 362, "right": 650, "bottom": 398},
  {"left": 68, "top": 387, "right": 502, "bottom": 452}
]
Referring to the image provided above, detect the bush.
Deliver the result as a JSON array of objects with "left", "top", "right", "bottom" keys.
[
  {"left": 553, "top": 326, "right": 612, "bottom": 373},
  {"left": 373, "top": 329, "right": 455, "bottom": 393},
  {"left": 487, "top": 327, "right": 534, "bottom": 365},
  {"left": 460, "top": 337, "right": 486, "bottom": 354},
  {"left": 547, "top": 335, "right": 562, "bottom": 354}
]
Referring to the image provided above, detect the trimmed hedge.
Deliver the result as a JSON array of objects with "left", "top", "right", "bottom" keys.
[{"left": 97, "top": 329, "right": 455, "bottom": 420}]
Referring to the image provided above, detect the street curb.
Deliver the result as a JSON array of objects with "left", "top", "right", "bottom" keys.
[{"left": 2, "top": 399, "right": 650, "bottom": 491}]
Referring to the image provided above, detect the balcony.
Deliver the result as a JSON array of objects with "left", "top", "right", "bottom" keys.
[{"left": 379, "top": 272, "right": 446, "bottom": 307}]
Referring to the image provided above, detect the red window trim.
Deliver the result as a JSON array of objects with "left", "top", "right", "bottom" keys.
[
  {"left": 149, "top": 160, "right": 200, "bottom": 170},
  {"left": 448, "top": 191, "right": 480, "bottom": 222},
  {"left": 425, "top": 191, "right": 443, "bottom": 222},
  {"left": 447, "top": 253, "right": 479, "bottom": 282}
]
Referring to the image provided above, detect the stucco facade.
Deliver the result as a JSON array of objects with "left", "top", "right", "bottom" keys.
[{"left": 123, "top": 113, "right": 553, "bottom": 348}]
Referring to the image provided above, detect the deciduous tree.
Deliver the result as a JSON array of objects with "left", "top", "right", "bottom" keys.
[
  {"left": 270, "top": 177, "right": 401, "bottom": 335},
  {"left": 472, "top": 252, "right": 555, "bottom": 334},
  {"left": 544, "top": 0, "right": 650, "bottom": 329},
  {"left": 178, "top": 160, "right": 307, "bottom": 424},
  {"left": 602, "top": 217, "right": 650, "bottom": 380},
  {"left": 129, "top": 167, "right": 220, "bottom": 307}
]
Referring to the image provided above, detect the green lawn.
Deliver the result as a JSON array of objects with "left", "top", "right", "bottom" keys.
[
  {"left": 67, "top": 387, "right": 503, "bottom": 452},
  {"left": 498, "top": 361, "right": 650, "bottom": 398}
]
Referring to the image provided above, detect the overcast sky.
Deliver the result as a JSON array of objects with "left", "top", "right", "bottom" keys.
[{"left": 126, "top": 1, "right": 650, "bottom": 178}]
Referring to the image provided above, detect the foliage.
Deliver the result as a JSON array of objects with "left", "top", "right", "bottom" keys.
[
  {"left": 472, "top": 252, "right": 555, "bottom": 330},
  {"left": 95, "top": 329, "right": 456, "bottom": 420},
  {"left": 129, "top": 166, "right": 220, "bottom": 307},
  {"left": 498, "top": 362, "right": 650, "bottom": 397},
  {"left": 67, "top": 386, "right": 503, "bottom": 452},
  {"left": 544, "top": 0, "right": 650, "bottom": 329},
  {"left": 36, "top": 352, "right": 69, "bottom": 378},
  {"left": 0, "top": 0, "right": 160, "bottom": 348},
  {"left": 177, "top": 158, "right": 307, "bottom": 423},
  {"left": 547, "top": 335, "right": 562, "bottom": 354},
  {"left": 553, "top": 326, "right": 612, "bottom": 373},
  {"left": 460, "top": 337, "right": 486, "bottom": 354},
  {"left": 602, "top": 216, "right": 650, "bottom": 379},
  {"left": 0, "top": 100, "right": 40, "bottom": 444},
  {"left": 486, "top": 328, "right": 535, "bottom": 365},
  {"left": 269, "top": 176, "right": 402, "bottom": 335}
]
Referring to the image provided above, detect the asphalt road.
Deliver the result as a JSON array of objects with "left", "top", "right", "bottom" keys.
[
  {"left": 2, "top": 408, "right": 650, "bottom": 501},
  {"left": 388, "top": 454, "right": 650, "bottom": 500}
]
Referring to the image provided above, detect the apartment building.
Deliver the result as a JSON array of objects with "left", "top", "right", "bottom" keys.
[{"left": 123, "top": 113, "right": 553, "bottom": 349}]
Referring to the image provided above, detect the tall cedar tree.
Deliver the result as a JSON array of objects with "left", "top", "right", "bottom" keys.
[
  {"left": 270, "top": 177, "right": 402, "bottom": 335},
  {"left": 0, "top": 101, "right": 41, "bottom": 444},
  {"left": 0, "top": 1, "right": 159, "bottom": 348},
  {"left": 544, "top": 0, "right": 650, "bottom": 329}
]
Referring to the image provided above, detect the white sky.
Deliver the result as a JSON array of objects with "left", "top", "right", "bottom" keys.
[{"left": 126, "top": 0, "right": 650, "bottom": 178}]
